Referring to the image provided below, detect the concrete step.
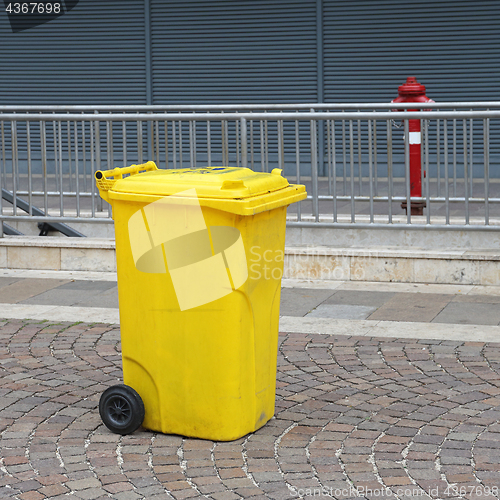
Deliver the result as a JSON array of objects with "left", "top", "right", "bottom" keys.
[
  {"left": 6, "top": 214, "right": 500, "bottom": 249},
  {"left": 0, "top": 235, "right": 499, "bottom": 285}
]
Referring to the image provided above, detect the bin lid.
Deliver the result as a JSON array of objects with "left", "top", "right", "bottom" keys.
[{"left": 105, "top": 165, "right": 307, "bottom": 216}]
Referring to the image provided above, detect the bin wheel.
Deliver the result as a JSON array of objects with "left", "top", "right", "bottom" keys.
[{"left": 99, "top": 384, "right": 145, "bottom": 435}]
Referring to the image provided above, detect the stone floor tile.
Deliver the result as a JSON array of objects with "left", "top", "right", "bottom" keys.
[
  {"left": 73, "top": 287, "right": 119, "bottom": 309},
  {"left": 279, "top": 288, "right": 336, "bottom": 317},
  {"left": 0, "top": 278, "right": 70, "bottom": 303},
  {"left": 20, "top": 289, "right": 99, "bottom": 307},
  {"left": 306, "top": 304, "right": 377, "bottom": 319},
  {"left": 324, "top": 290, "right": 395, "bottom": 307},
  {"left": 0, "top": 276, "right": 21, "bottom": 288},
  {"left": 57, "top": 280, "right": 117, "bottom": 291},
  {"left": 367, "top": 293, "right": 453, "bottom": 322},
  {"left": 432, "top": 302, "right": 500, "bottom": 325}
]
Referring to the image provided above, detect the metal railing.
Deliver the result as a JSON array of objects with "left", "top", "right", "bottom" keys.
[{"left": 1, "top": 103, "right": 500, "bottom": 236}]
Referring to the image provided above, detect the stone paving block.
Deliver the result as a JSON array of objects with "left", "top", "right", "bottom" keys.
[
  {"left": 0, "top": 276, "right": 21, "bottom": 288},
  {"left": 65, "top": 477, "right": 102, "bottom": 490},
  {"left": 57, "top": 280, "right": 118, "bottom": 291},
  {"left": 72, "top": 487, "right": 110, "bottom": 499},
  {"left": 18, "top": 492, "right": 45, "bottom": 500},
  {"left": 367, "top": 293, "right": 452, "bottom": 322},
  {"left": 432, "top": 302, "right": 500, "bottom": 325},
  {"left": 19, "top": 289, "right": 99, "bottom": 307},
  {"left": 113, "top": 491, "right": 144, "bottom": 500},
  {"left": 279, "top": 288, "right": 336, "bottom": 317},
  {"left": 453, "top": 293, "right": 500, "bottom": 304},
  {"left": 0, "top": 278, "right": 70, "bottom": 303},
  {"left": 306, "top": 303, "right": 377, "bottom": 319},
  {"left": 324, "top": 290, "right": 395, "bottom": 307},
  {"left": 211, "top": 491, "right": 242, "bottom": 500},
  {"left": 73, "top": 287, "right": 119, "bottom": 309}
]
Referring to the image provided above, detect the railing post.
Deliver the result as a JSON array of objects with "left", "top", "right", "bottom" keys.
[
  {"left": 206, "top": 119, "right": 211, "bottom": 168},
  {"left": 484, "top": 116, "right": 490, "bottom": 225},
  {"left": 368, "top": 119, "right": 373, "bottom": 223},
  {"left": 0, "top": 122, "right": 2, "bottom": 237},
  {"left": 189, "top": 119, "right": 195, "bottom": 167},
  {"left": 310, "top": 110, "right": 319, "bottom": 221},
  {"left": 277, "top": 117, "right": 284, "bottom": 170},
  {"left": 148, "top": 113, "right": 153, "bottom": 162},
  {"left": 137, "top": 119, "right": 143, "bottom": 164},
  {"left": 404, "top": 117, "right": 411, "bottom": 224},
  {"left": 11, "top": 120, "right": 17, "bottom": 217},
  {"left": 240, "top": 117, "right": 247, "bottom": 168},
  {"left": 386, "top": 119, "right": 393, "bottom": 224},
  {"left": 95, "top": 111, "right": 102, "bottom": 212},
  {"left": 41, "top": 120, "right": 47, "bottom": 214}
]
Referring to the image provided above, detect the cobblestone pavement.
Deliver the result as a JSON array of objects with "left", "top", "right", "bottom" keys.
[{"left": 2, "top": 318, "right": 500, "bottom": 499}]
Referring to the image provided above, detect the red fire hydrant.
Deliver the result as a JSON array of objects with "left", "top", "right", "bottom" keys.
[{"left": 392, "top": 77, "right": 434, "bottom": 215}]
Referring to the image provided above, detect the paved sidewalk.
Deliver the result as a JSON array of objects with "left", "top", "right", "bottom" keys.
[
  {"left": 1, "top": 269, "right": 500, "bottom": 341},
  {"left": 2, "top": 319, "right": 500, "bottom": 499},
  {"left": 2, "top": 270, "right": 500, "bottom": 499}
]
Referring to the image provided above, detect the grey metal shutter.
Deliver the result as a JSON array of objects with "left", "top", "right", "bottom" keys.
[
  {"left": 323, "top": 0, "right": 500, "bottom": 176},
  {"left": 0, "top": 1, "right": 147, "bottom": 200},
  {"left": 150, "top": 0, "right": 317, "bottom": 105},
  {"left": 0, "top": 0, "right": 147, "bottom": 105},
  {"left": 323, "top": 0, "right": 500, "bottom": 103},
  {"left": 150, "top": 0, "right": 318, "bottom": 172}
]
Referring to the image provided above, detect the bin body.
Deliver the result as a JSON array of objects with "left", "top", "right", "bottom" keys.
[{"left": 97, "top": 164, "right": 306, "bottom": 441}]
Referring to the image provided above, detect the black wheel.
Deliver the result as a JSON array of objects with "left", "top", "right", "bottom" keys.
[{"left": 99, "top": 384, "right": 145, "bottom": 435}]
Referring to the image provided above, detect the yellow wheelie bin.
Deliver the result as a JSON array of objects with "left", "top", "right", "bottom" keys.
[{"left": 95, "top": 162, "right": 306, "bottom": 441}]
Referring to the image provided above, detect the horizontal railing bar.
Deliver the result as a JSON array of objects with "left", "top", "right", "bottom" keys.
[
  {"left": 287, "top": 221, "right": 500, "bottom": 231},
  {"left": 16, "top": 191, "right": 94, "bottom": 198},
  {"left": 9, "top": 177, "right": 500, "bottom": 185},
  {"left": 0, "top": 215, "right": 113, "bottom": 224},
  {"left": 2, "top": 216, "right": 498, "bottom": 231},
  {"left": 1, "top": 111, "right": 500, "bottom": 121},
  {"left": 312, "top": 195, "right": 500, "bottom": 204},
  {"left": 289, "top": 178, "right": 500, "bottom": 184},
  {"left": 1, "top": 102, "right": 500, "bottom": 111},
  {"left": 11, "top": 192, "right": 498, "bottom": 203}
]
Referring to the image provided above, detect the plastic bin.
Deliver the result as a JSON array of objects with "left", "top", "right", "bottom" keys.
[{"left": 95, "top": 162, "right": 306, "bottom": 441}]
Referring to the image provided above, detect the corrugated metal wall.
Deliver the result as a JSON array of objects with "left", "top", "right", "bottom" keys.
[
  {"left": 0, "top": 0, "right": 499, "bottom": 175},
  {"left": 323, "top": 0, "right": 500, "bottom": 175},
  {"left": 2, "top": 1, "right": 499, "bottom": 106},
  {"left": 150, "top": 0, "right": 318, "bottom": 104},
  {"left": 0, "top": 0, "right": 147, "bottom": 105},
  {"left": 0, "top": 0, "right": 148, "bottom": 180},
  {"left": 149, "top": 0, "right": 318, "bottom": 171},
  {"left": 323, "top": 0, "right": 500, "bottom": 102}
]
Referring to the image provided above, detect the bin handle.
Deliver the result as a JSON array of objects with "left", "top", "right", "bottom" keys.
[{"left": 95, "top": 161, "right": 158, "bottom": 192}]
